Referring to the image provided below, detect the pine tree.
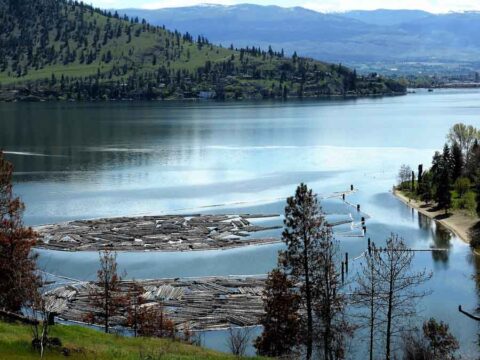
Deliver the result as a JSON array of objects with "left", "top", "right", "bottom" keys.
[
  {"left": 255, "top": 268, "right": 300, "bottom": 357},
  {"left": 280, "top": 183, "right": 349, "bottom": 360},
  {"left": 436, "top": 145, "right": 453, "bottom": 212},
  {"left": 451, "top": 141, "right": 464, "bottom": 181},
  {"left": 280, "top": 183, "right": 322, "bottom": 359}
]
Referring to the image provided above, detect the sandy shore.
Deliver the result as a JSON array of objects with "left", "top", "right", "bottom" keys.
[{"left": 393, "top": 190, "right": 478, "bottom": 244}]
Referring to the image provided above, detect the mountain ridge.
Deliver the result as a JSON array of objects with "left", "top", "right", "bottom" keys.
[
  {"left": 117, "top": 4, "right": 480, "bottom": 73},
  {"left": 0, "top": 0, "right": 405, "bottom": 101}
]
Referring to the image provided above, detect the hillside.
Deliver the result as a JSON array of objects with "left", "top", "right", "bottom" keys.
[
  {"left": 0, "top": 0, "right": 405, "bottom": 101},
  {"left": 119, "top": 5, "right": 480, "bottom": 75},
  {"left": 0, "top": 320, "right": 260, "bottom": 359}
]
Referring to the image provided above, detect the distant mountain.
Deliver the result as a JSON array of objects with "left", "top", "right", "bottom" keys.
[
  {"left": 341, "top": 9, "right": 431, "bottom": 26},
  {"left": 0, "top": 0, "right": 405, "bottom": 101},
  {"left": 118, "top": 5, "right": 480, "bottom": 72}
]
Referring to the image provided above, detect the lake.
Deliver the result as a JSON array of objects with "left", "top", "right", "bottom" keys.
[{"left": 2, "top": 89, "right": 480, "bottom": 357}]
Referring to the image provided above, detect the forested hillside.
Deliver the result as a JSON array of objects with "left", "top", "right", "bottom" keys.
[{"left": 0, "top": 0, "right": 406, "bottom": 101}]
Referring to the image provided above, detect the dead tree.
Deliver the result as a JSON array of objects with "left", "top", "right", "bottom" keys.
[
  {"left": 353, "top": 251, "right": 382, "bottom": 360},
  {"left": 375, "top": 234, "right": 432, "bottom": 360},
  {"left": 88, "top": 250, "right": 125, "bottom": 333},
  {"left": 28, "top": 273, "right": 57, "bottom": 358},
  {"left": 227, "top": 327, "right": 252, "bottom": 357},
  {"left": 125, "top": 280, "right": 145, "bottom": 337},
  {"left": 314, "top": 227, "right": 351, "bottom": 360}
]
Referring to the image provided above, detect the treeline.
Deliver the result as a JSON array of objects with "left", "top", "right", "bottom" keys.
[
  {"left": 398, "top": 123, "right": 480, "bottom": 221},
  {"left": 0, "top": 0, "right": 406, "bottom": 101}
]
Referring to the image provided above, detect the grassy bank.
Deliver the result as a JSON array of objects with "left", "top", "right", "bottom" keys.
[
  {"left": 0, "top": 320, "right": 262, "bottom": 360},
  {"left": 393, "top": 189, "right": 479, "bottom": 244}
]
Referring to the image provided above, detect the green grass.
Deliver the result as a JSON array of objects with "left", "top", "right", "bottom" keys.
[{"left": 0, "top": 321, "right": 265, "bottom": 360}]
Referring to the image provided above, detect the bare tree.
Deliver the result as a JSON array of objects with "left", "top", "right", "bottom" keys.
[
  {"left": 314, "top": 227, "right": 351, "bottom": 360},
  {"left": 125, "top": 280, "right": 145, "bottom": 337},
  {"left": 447, "top": 123, "right": 479, "bottom": 159},
  {"left": 397, "top": 165, "right": 412, "bottom": 190},
  {"left": 353, "top": 252, "right": 382, "bottom": 360},
  {"left": 28, "top": 273, "right": 58, "bottom": 358},
  {"left": 227, "top": 326, "right": 253, "bottom": 357},
  {"left": 88, "top": 250, "right": 125, "bottom": 333},
  {"left": 375, "top": 234, "right": 432, "bottom": 360}
]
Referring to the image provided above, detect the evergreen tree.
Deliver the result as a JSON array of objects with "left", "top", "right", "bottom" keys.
[
  {"left": 451, "top": 142, "right": 464, "bottom": 181},
  {"left": 436, "top": 145, "right": 452, "bottom": 212},
  {"left": 255, "top": 268, "right": 300, "bottom": 357},
  {"left": 280, "top": 183, "right": 323, "bottom": 360}
]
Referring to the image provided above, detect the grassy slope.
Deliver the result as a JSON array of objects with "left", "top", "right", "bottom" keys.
[
  {"left": 0, "top": 1, "right": 406, "bottom": 100},
  {"left": 0, "top": 321, "right": 263, "bottom": 360},
  {"left": 0, "top": 2, "right": 237, "bottom": 85}
]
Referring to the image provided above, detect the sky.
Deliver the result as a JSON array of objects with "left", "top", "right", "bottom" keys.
[{"left": 87, "top": 0, "right": 480, "bottom": 13}]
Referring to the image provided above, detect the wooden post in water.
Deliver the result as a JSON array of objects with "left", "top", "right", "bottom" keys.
[
  {"left": 357, "top": 204, "right": 361, "bottom": 212},
  {"left": 342, "top": 193, "right": 345, "bottom": 201},
  {"left": 345, "top": 252, "right": 349, "bottom": 274},
  {"left": 351, "top": 184, "right": 354, "bottom": 191},
  {"left": 341, "top": 262, "right": 345, "bottom": 284}
]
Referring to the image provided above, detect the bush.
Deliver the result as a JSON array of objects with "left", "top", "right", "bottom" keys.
[
  {"left": 452, "top": 190, "right": 477, "bottom": 216},
  {"left": 454, "top": 177, "right": 471, "bottom": 197}
]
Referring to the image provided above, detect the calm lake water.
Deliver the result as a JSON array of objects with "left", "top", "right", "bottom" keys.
[{"left": 2, "top": 89, "right": 480, "bottom": 357}]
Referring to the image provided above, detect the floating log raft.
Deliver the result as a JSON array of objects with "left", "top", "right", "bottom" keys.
[
  {"left": 45, "top": 276, "right": 266, "bottom": 331},
  {"left": 35, "top": 214, "right": 282, "bottom": 252}
]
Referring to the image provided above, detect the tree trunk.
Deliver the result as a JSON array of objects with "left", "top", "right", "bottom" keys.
[
  {"left": 369, "top": 262, "right": 374, "bottom": 360},
  {"left": 305, "top": 258, "right": 313, "bottom": 360},
  {"left": 385, "top": 263, "right": 394, "bottom": 360}
]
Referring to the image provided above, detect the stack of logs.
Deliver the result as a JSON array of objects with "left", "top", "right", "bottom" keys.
[
  {"left": 45, "top": 276, "right": 266, "bottom": 331},
  {"left": 35, "top": 214, "right": 281, "bottom": 252}
]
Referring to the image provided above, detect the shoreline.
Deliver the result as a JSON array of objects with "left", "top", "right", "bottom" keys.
[
  {"left": 0, "top": 91, "right": 407, "bottom": 103},
  {"left": 393, "top": 189, "right": 477, "bottom": 244}
]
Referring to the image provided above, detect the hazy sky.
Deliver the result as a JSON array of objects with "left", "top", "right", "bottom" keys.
[{"left": 88, "top": 0, "right": 480, "bottom": 13}]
